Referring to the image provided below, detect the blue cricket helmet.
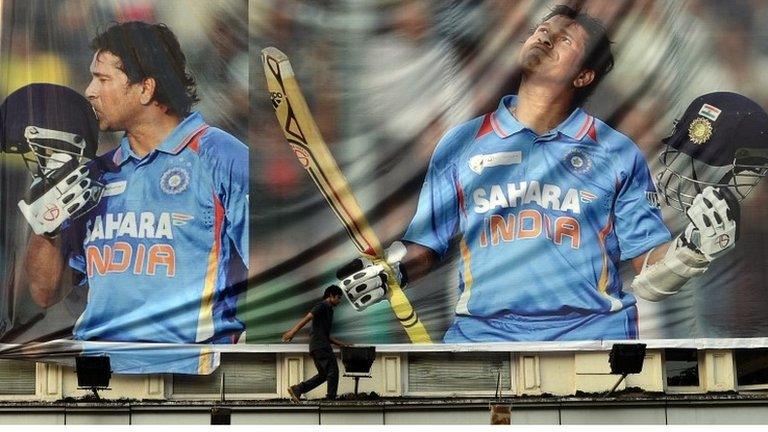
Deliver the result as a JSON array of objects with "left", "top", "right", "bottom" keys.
[
  {"left": 656, "top": 92, "right": 768, "bottom": 211},
  {"left": 1, "top": 83, "right": 99, "bottom": 177}
]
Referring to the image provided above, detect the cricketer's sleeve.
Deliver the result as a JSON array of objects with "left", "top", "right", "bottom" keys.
[
  {"left": 200, "top": 129, "right": 249, "bottom": 266},
  {"left": 403, "top": 128, "right": 462, "bottom": 258},
  {"left": 613, "top": 144, "right": 671, "bottom": 260},
  {"left": 61, "top": 220, "right": 87, "bottom": 285}
]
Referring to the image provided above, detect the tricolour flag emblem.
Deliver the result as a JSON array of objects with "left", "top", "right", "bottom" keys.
[
  {"left": 171, "top": 213, "right": 195, "bottom": 226},
  {"left": 580, "top": 191, "right": 597, "bottom": 203},
  {"left": 698, "top": 103, "right": 721, "bottom": 121}
]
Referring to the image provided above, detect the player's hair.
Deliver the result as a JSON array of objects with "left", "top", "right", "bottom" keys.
[
  {"left": 540, "top": 5, "right": 614, "bottom": 108},
  {"left": 324, "top": 285, "right": 343, "bottom": 299},
  {"left": 90, "top": 21, "right": 199, "bottom": 117}
]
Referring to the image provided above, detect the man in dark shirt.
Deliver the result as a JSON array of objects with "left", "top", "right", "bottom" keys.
[{"left": 282, "top": 285, "right": 349, "bottom": 401}]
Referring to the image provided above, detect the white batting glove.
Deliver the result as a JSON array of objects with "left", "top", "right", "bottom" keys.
[
  {"left": 683, "top": 186, "right": 739, "bottom": 261},
  {"left": 18, "top": 160, "right": 104, "bottom": 237},
  {"left": 338, "top": 241, "right": 408, "bottom": 312}
]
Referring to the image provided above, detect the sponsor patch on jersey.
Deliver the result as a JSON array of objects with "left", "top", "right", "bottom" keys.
[
  {"left": 171, "top": 213, "right": 194, "bottom": 226},
  {"left": 103, "top": 181, "right": 127, "bottom": 197},
  {"left": 563, "top": 149, "right": 592, "bottom": 174},
  {"left": 646, "top": 191, "right": 661, "bottom": 209},
  {"left": 469, "top": 151, "right": 522, "bottom": 175},
  {"left": 698, "top": 103, "right": 721, "bottom": 121},
  {"left": 688, "top": 117, "right": 712, "bottom": 145},
  {"left": 160, "top": 167, "right": 190, "bottom": 195},
  {"left": 472, "top": 181, "right": 584, "bottom": 214}
]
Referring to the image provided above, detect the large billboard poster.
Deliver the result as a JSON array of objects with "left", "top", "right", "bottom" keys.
[{"left": 2, "top": 0, "right": 768, "bottom": 374}]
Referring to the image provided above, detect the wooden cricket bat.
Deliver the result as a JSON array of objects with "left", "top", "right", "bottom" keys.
[{"left": 261, "top": 47, "right": 432, "bottom": 344}]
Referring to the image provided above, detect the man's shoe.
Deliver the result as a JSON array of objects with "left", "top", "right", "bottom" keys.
[{"left": 287, "top": 385, "right": 301, "bottom": 403}]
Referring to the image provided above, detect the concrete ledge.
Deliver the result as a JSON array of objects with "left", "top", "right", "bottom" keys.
[
  {"left": 2, "top": 395, "right": 768, "bottom": 425},
  {"left": 1, "top": 391, "right": 768, "bottom": 409}
]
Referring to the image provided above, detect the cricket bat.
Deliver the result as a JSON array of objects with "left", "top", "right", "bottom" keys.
[{"left": 262, "top": 47, "right": 432, "bottom": 344}]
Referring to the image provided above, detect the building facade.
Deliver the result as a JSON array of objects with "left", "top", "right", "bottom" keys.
[{"left": 2, "top": 347, "right": 768, "bottom": 424}]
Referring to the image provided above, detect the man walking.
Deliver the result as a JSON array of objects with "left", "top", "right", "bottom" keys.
[{"left": 282, "top": 285, "right": 348, "bottom": 401}]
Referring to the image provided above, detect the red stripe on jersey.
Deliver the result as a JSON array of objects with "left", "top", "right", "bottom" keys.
[
  {"left": 489, "top": 112, "right": 509, "bottom": 137},
  {"left": 587, "top": 123, "right": 597, "bottom": 142},
  {"left": 196, "top": 190, "right": 225, "bottom": 342},
  {"left": 211, "top": 192, "right": 225, "bottom": 283},
  {"left": 596, "top": 215, "right": 614, "bottom": 294},
  {"left": 575, "top": 115, "right": 593, "bottom": 140},
  {"left": 213, "top": 192, "right": 225, "bottom": 244},
  {"left": 175, "top": 125, "right": 209, "bottom": 153},
  {"left": 186, "top": 126, "right": 210, "bottom": 153},
  {"left": 475, "top": 113, "right": 493, "bottom": 139},
  {"left": 454, "top": 177, "right": 467, "bottom": 217},
  {"left": 596, "top": 179, "right": 621, "bottom": 295}
]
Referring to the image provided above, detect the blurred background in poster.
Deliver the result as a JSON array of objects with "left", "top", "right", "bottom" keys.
[{"left": 250, "top": 0, "right": 768, "bottom": 344}]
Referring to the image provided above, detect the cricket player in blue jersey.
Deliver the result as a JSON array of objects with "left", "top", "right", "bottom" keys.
[
  {"left": 338, "top": 5, "right": 740, "bottom": 342},
  {"left": 22, "top": 22, "right": 248, "bottom": 373}
]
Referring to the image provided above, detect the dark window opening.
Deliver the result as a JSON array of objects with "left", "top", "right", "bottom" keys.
[
  {"left": 735, "top": 348, "right": 768, "bottom": 387},
  {"left": 665, "top": 349, "right": 699, "bottom": 387}
]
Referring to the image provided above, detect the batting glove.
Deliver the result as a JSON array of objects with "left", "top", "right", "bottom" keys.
[
  {"left": 683, "top": 186, "right": 740, "bottom": 261},
  {"left": 18, "top": 158, "right": 104, "bottom": 237},
  {"left": 337, "top": 241, "right": 408, "bottom": 312}
]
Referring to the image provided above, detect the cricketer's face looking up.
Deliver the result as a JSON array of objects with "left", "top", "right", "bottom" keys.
[
  {"left": 85, "top": 50, "right": 145, "bottom": 132},
  {"left": 519, "top": 15, "right": 591, "bottom": 87}
]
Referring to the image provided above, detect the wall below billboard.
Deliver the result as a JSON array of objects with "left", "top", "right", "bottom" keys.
[{"left": 1, "top": 397, "right": 768, "bottom": 425}]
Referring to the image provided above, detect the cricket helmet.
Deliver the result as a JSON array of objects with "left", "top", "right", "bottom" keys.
[
  {"left": 656, "top": 92, "right": 768, "bottom": 211},
  {"left": 1, "top": 83, "right": 100, "bottom": 179},
  {"left": 1, "top": 83, "right": 104, "bottom": 230}
]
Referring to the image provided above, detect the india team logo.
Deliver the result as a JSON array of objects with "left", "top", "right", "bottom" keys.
[
  {"left": 160, "top": 167, "right": 190, "bottom": 195},
  {"left": 688, "top": 117, "right": 713, "bottom": 145},
  {"left": 563, "top": 149, "right": 592, "bottom": 174}
]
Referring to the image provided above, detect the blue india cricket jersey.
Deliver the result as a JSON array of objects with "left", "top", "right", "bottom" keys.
[
  {"left": 404, "top": 95, "right": 670, "bottom": 341},
  {"left": 63, "top": 112, "right": 248, "bottom": 372}
]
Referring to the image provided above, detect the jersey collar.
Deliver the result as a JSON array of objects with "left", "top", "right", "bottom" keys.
[
  {"left": 492, "top": 95, "right": 594, "bottom": 141},
  {"left": 112, "top": 112, "right": 208, "bottom": 166},
  {"left": 557, "top": 105, "right": 594, "bottom": 141},
  {"left": 490, "top": 95, "right": 526, "bottom": 138}
]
